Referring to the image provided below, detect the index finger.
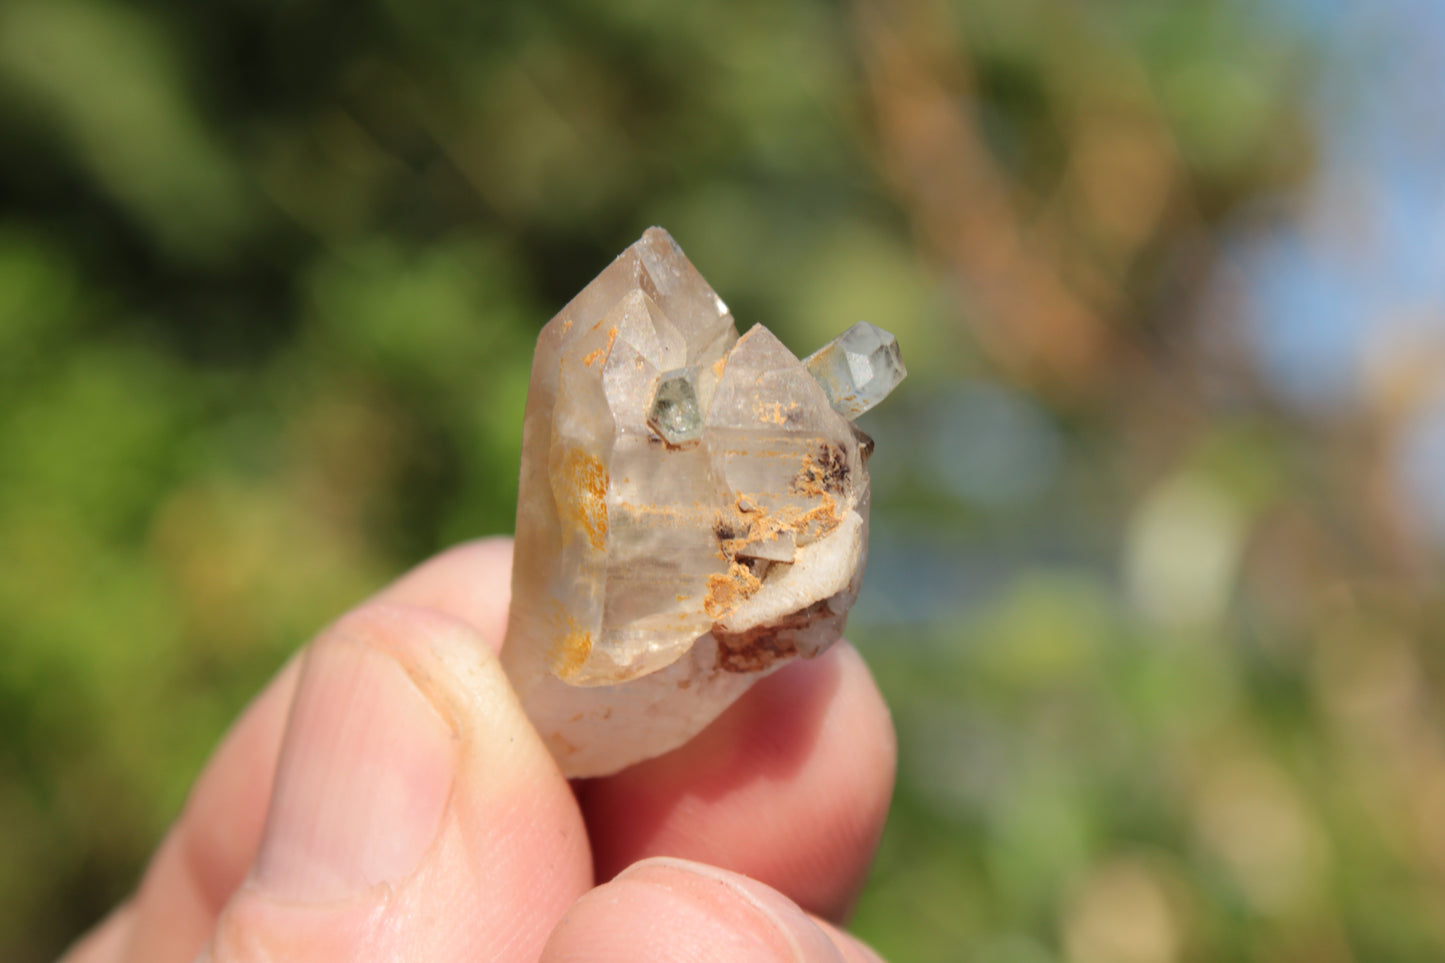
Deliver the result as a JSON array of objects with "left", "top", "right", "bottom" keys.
[{"left": 576, "top": 640, "right": 896, "bottom": 922}]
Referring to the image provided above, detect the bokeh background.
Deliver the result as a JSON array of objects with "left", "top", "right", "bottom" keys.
[{"left": 4, "top": 0, "right": 1445, "bottom": 959}]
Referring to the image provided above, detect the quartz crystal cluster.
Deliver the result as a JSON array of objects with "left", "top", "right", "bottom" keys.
[{"left": 503, "top": 227, "right": 905, "bottom": 777}]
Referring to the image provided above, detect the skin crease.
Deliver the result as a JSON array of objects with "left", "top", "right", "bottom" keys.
[{"left": 62, "top": 539, "right": 896, "bottom": 963}]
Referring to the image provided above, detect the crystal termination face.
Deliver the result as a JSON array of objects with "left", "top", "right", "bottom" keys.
[
  {"left": 804, "top": 321, "right": 907, "bottom": 419},
  {"left": 502, "top": 227, "right": 905, "bottom": 777}
]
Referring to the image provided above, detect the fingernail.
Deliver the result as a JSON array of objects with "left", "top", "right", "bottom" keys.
[
  {"left": 620, "top": 858, "right": 844, "bottom": 961},
  {"left": 253, "top": 635, "right": 455, "bottom": 903}
]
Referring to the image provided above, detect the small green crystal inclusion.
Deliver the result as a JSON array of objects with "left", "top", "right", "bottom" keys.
[{"left": 647, "top": 369, "right": 703, "bottom": 445}]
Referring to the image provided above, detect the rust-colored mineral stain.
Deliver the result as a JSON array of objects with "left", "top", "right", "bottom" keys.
[
  {"left": 583, "top": 326, "right": 620, "bottom": 367},
  {"left": 558, "top": 448, "right": 609, "bottom": 550},
  {"left": 714, "top": 624, "right": 799, "bottom": 673},
  {"left": 712, "top": 491, "right": 839, "bottom": 563},
  {"left": 791, "top": 444, "right": 850, "bottom": 498},
  {"left": 703, "top": 562, "right": 763, "bottom": 618},
  {"left": 713, "top": 598, "right": 834, "bottom": 673},
  {"left": 755, "top": 399, "right": 801, "bottom": 426},
  {"left": 550, "top": 621, "right": 594, "bottom": 680}
]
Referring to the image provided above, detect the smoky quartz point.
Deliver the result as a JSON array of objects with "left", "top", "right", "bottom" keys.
[{"left": 502, "top": 227, "right": 905, "bottom": 777}]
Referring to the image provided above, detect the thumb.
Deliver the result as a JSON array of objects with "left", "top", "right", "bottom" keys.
[{"left": 201, "top": 604, "right": 592, "bottom": 962}]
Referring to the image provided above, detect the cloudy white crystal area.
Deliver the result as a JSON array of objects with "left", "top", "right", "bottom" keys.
[{"left": 502, "top": 227, "right": 901, "bottom": 777}]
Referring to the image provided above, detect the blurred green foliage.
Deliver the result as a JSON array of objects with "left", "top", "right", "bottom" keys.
[{"left": 4, "top": 0, "right": 1442, "bottom": 961}]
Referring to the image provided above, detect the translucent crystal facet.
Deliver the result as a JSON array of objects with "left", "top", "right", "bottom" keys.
[
  {"left": 502, "top": 227, "right": 905, "bottom": 777},
  {"left": 803, "top": 321, "right": 907, "bottom": 419},
  {"left": 648, "top": 369, "right": 703, "bottom": 445}
]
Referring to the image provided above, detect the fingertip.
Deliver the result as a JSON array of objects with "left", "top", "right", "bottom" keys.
[
  {"left": 374, "top": 537, "right": 515, "bottom": 651},
  {"left": 816, "top": 921, "right": 889, "bottom": 963},
  {"left": 250, "top": 617, "right": 458, "bottom": 904},
  {"left": 209, "top": 601, "right": 591, "bottom": 961},
  {"left": 543, "top": 858, "right": 845, "bottom": 962},
  {"left": 582, "top": 641, "right": 896, "bottom": 921},
  {"left": 115, "top": 541, "right": 530, "bottom": 963}
]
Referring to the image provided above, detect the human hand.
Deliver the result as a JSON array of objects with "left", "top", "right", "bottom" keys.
[{"left": 62, "top": 539, "right": 895, "bottom": 962}]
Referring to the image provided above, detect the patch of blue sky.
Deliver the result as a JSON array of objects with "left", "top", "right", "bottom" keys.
[{"left": 1231, "top": 0, "right": 1445, "bottom": 412}]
